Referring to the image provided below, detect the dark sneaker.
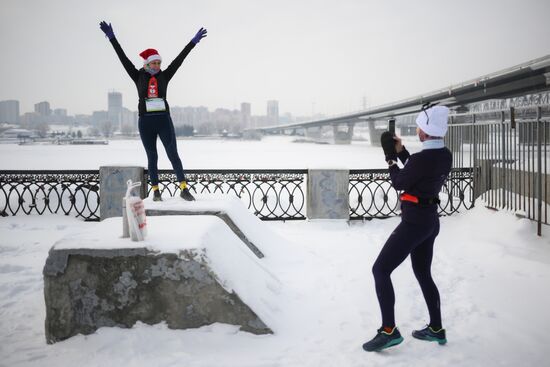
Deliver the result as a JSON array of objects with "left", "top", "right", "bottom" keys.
[
  {"left": 362, "top": 327, "right": 404, "bottom": 352},
  {"left": 180, "top": 188, "right": 196, "bottom": 201},
  {"left": 153, "top": 190, "right": 162, "bottom": 202},
  {"left": 412, "top": 326, "right": 447, "bottom": 345}
]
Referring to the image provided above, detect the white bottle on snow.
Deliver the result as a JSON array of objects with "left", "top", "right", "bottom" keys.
[{"left": 124, "top": 180, "right": 147, "bottom": 241}]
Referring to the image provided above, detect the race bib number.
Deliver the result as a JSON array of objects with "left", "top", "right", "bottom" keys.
[{"left": 145, "top": 98, "right": 166, "bottom": 112}]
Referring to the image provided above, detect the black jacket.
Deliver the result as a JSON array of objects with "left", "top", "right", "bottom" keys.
[
  {"left": 109, "top": 37, "right": 195, "bottom": 116},
  {"left": 390, "top": 146, "right": 452, "bottom": 224}
]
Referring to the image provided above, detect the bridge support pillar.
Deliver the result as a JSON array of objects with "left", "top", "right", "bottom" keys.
[
  {"left": 304, "top": 126, "right": 322, "bottom": 140},
  {"left": 332, "top": 123, "right": 354, "bottom": 144}
]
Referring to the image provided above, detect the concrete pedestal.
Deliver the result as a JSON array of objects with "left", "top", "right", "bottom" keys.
[
  {"left": 43, "top": 245, "right": 271, "bottom": 344},
  {"left": 99, "top": 166, "right": 145, "bottom": 221},
  {"left": 307, "top": 169, "right": 350, "bottom": 220}
]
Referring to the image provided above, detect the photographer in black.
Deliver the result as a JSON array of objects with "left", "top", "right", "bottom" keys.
[{"left": 363, "top": 105, "right": 452, "bottom": 352}]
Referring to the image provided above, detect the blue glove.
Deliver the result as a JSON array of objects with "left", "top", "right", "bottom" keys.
[
  {"left": 99, "top": 21, "right": 115, "bottom": 40},
  {"left": 191, "top": 27, "right": 207, "bottom": 44}
]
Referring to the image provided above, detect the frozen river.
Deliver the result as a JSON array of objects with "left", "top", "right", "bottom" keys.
[{"left": 0, "top": 135, "right": 425, "bottom": 171}]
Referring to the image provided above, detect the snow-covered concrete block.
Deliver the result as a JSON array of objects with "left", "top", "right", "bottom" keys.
[
  {"left": 43, "top": 205, "right": 283, "bottom": 343},
  {"left": 145, "top": 196, "right": 267, "bottom": 258}
]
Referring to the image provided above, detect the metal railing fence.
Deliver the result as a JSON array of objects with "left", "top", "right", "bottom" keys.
[
  {"left": 151, "top": 169, "right": 307, "bottom": 221},
  {"left": 446, "top": 106, "right": 549, "bottom": 235},
  {"left": 349, "top": 168, "right": 474, "bottom": 219},
  {"left": 0, "top": 170, "right": 100, "bottom": 221},
  {"left": 1, "top": 168, "right": 473, "bottom": 222}
]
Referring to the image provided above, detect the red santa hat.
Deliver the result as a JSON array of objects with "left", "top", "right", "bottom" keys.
[{"left": 139, "top": 48, "right": 162, "bottom": 64}]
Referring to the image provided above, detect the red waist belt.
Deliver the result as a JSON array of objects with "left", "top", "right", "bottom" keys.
[{"left": 400, "top": 193, "right": 440, "bottom": 205}]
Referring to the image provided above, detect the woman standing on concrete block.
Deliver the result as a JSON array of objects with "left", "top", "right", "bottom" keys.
[{"left": 99, "top": 20, "right": 207, "bottom": 202}]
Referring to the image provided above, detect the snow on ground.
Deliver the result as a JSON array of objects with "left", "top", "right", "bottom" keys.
[{"left": 1, "top": 205, "right": 550, "bottom": 367}]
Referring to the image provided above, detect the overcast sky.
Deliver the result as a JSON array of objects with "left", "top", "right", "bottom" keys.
[{"left": 1, "top": 0, "right": 549, "bottom": 117}]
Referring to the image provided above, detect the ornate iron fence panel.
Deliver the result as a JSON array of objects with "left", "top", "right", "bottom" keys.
[
  {"left": 0, "top": 170, "right": 100, "bottom": 221},
  {"left": 439, "top": 168, "right": 476, "bottom": 214},
  {"left": 349, "top": 168, "right": 474, "bottom": 219},
  {"left": 349, "top": 169, "right": 400, "bottom": 219},
  {"left": 150, "top": 169, "right": 307, "bottom": 220},
  {"left": 1, "top": 168, "right": 474, "bottom": 222}
]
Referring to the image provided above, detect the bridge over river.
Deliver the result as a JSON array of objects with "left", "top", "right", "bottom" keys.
[{"left": 245, "top": 55, "right": 550, "bottom": 144}]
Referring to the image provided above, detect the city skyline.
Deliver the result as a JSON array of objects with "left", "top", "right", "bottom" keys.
[
  {"left": 0, "top": 94, "right": 284, "bottom": 121},
  {"left": 2, "top": 0, "right": 550, "bottom": 117},
  {"left": 1, "top": 95, "right": 288, "bottom": 120},
  {"left": 0, "top": 92, "right": 286, "bottom": 138}
]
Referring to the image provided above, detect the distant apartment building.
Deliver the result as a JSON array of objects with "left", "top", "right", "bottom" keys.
[
  {"left": 212, "top": 108, "right": 240, "bottom": 124},
  {"left": 20, "top": 112, "right": 41, "bottom": 126},
  {"left": 0, "top": 100, "right": 20, "bottom": 124},
  {"left": 53, "top": 108, "right": 67, "bottom": 117},
  {"left": 251, "top": 115, "right": 268, "bottom": 129},
  {"left": 92, "top": 110, "right": 109, "bottom": 125},
  {"left": 171, "top": 106, "right": 210, "bottom": 128},
  {"left": 171, "top": 106, "right": 194, "bottom": 126},
  {"left": 108, "top": 91, "right": 123, "bottom": 130},
  {"left": 74, "top": 114, "right": 92, "bottom": 125},
  {"left": 267, "top": 100, "right": 279, "bottom": 126},
  {"left": 207, "top": 108, "right": 240, "bottom": 134},
  {"left": 51, "top": 108, "right": 72, "bottom": 124},
  {"left": 121, "top": 107, "right": 138, "bottom": 134},
  {"left": 279, "top": 112, "right": 293, "bottom": 124},
  {"left": 34, "top": 101, "right": 51, "bottom": 116},
  {"left": 195, "top": 106, "right": 210, "bottom": 126},
  {"left": 241, "top": 102, "right": 251, "bottom": 128}
]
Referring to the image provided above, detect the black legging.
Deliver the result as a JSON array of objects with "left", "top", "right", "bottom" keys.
[
  {"left": 372, "top": 219, "right": 442, "bottom": 329},
  {"left": 138, "top": 112, "right": 185, "bottom": 186}
]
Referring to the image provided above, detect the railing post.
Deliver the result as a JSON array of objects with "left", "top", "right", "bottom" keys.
[
  {"left": 537, "top": 107, "right": 542, "bottom": 236},
  {"left": 501, "top": 111, "right": 506, "bottom": 208},
  {"left": 307, "top": 169, "right": 350, "bottom": 220},
  {"left": 472, "top": 113, "right": 477, "bottom": 206},
  {"left": 99, "top": 166, "right": 146, "bottom": 221},
  {"left": 510, "top": 107, "right": 517, "bottom": 213}
]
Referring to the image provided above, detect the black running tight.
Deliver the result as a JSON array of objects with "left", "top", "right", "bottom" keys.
[
  {"left": 372, "top": 219, "right": 442, "bottom": 329},
  {"left": 138, "top": 112, "right": 186, "bottom": 186}
]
